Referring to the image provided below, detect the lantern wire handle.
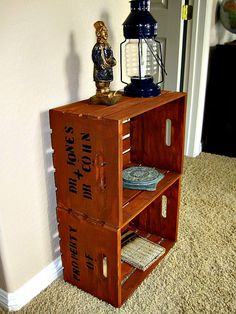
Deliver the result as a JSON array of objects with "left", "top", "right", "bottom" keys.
[
  {"left": 138, "top": 39, "right": 142, "bottom": 80},
  {"left": 120, "top": 39, "right": 128, "bottom": 85},
  {"left": 153, "top": 39, "right": 166, "bottom": 84},
  {"left": 141, "top": 34, "right": 167, "bottom": 75}
]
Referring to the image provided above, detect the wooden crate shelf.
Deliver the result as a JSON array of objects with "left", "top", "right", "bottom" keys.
[
  {"left": 56, "top": 199, "right": 178, "bottom": 308},
  {"left": 50, "top": 91, "right": 186, "bottom": 307},
  {"left": 121, "top": 237, "right": 175, "bottom": 304},
  {"left": 122, "top": 171, "right": 180, "bottom": 227},
  {"left": 121, "top": 231, "right": 175, "bottom": 284}
]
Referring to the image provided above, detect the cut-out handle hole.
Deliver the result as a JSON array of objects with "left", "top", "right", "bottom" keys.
[
  {"left": 103, "top": 256, "right": 108, "bottom": 278},
  {"left": 162, "top": 195, "right": 167, "bottom": 218},
  {"left": 165, "top": 119, "right": 172, "bottom": 146}
]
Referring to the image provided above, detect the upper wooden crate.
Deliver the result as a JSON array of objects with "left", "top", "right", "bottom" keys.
[{"left": 50, "top": 91, "right": 186, "bottom": 227}]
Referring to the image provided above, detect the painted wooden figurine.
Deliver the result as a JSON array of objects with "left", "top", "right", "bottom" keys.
[{"left": 91, "top": 21, "right": 121, "bottom": 105}]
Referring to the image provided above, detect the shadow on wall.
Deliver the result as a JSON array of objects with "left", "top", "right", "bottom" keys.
[
  {"left": 39, "top": 31, "right": 81, "bottom": 259},
  {"left": 40, "top": 112, "right": 60, "bottom": 260},
  {"left": 0, "top": 255, "right": 7, "bottom": 291},
  {"left": 65, "top": 32, "right": 80, "bottom": 103}
]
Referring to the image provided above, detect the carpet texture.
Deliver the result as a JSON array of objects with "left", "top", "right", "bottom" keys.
[{"left": 1, "top": 152, "right": 236, "bottom": 313}]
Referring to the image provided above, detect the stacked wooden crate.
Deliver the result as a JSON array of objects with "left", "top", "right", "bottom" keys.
[{"left": 49, "top": 91, "right": 186, "bottom": 307}]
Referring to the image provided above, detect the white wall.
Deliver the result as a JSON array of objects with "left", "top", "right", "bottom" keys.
[{"left": 0, "top": 0, "right": 129, "bottom": 293}]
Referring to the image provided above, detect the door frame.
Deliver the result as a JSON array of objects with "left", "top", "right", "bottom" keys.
[{"left": 184, "top": 0, "right": 213, "bottom": 157}]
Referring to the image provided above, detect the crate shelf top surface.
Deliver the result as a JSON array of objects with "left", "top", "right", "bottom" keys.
[{"left": 50, "top": 91, "right": 186, "bottom": 122}]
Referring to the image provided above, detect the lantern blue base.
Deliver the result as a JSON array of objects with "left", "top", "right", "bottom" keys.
[{"left": 124, "top": 77, "right": 161, "bottom": 97}]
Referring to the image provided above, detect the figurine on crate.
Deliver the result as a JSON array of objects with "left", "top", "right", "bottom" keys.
[{"left": 91, "top": 21, "right": 122, "bottom": 105}]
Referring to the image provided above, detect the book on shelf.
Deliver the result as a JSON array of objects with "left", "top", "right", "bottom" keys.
[{"left": 121, "top": 231, "right": 166, "bottom": 271}]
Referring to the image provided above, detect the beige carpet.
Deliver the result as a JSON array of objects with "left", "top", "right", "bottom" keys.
[{"left": 1, "top": 152, "right": 236, "bottom": 314}]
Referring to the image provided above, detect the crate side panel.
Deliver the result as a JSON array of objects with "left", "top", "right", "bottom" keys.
[
  {"left": 57, "top": 208, "right": 122, "bottom": 307},
  {"left": 50, "top": 111, "right": 122, "bottom": 226},
  {"left": 160, "top": 179, "right": 180, "bottom": 241},
  {"left": 130, "top": 96, "right": 186, "bottom": 173},
  {"left": 131, "top": 197, "right": 162, "bottom": 235},
  {"left": 132, "top": 180, "right": 180, "bottom": 241},
  {"left": 131, "top": 179, "right": 180, "bottom": 241}
]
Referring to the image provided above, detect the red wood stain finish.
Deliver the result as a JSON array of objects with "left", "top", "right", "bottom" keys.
[
  {"left": 50, "top": 91, "right": 186, "bottom": 307},
  {"left": 57, "top": 207, "right": 122, "bottom": 307}
]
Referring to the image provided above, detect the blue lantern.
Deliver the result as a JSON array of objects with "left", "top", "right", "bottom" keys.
[{"left": 120, "top": 0, "right": 166, "bottom": 97}]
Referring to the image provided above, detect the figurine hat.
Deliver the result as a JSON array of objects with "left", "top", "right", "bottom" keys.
[{"left": 94, "top": 21, "right": 106, "bottom": 32}]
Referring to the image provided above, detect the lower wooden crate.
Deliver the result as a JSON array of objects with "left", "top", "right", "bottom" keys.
[
  {"left": 57, "top": 179, "right": 180, "bottom": 307},
  {"left": 56, "top": 207, "right": 122, "bottom": 307}
]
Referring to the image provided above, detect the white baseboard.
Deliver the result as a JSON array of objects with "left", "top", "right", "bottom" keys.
[{"left": 0, "top": 256, "right": 63, "bottom": 312}]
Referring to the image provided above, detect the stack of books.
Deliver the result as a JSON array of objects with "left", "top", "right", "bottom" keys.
[{"left": 123, "top": 166, "right": 164, "bottom": 191}]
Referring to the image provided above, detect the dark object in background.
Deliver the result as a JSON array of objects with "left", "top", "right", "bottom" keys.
[{"left": 202, "top": 44, "right": 236, "bottom": 157}]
